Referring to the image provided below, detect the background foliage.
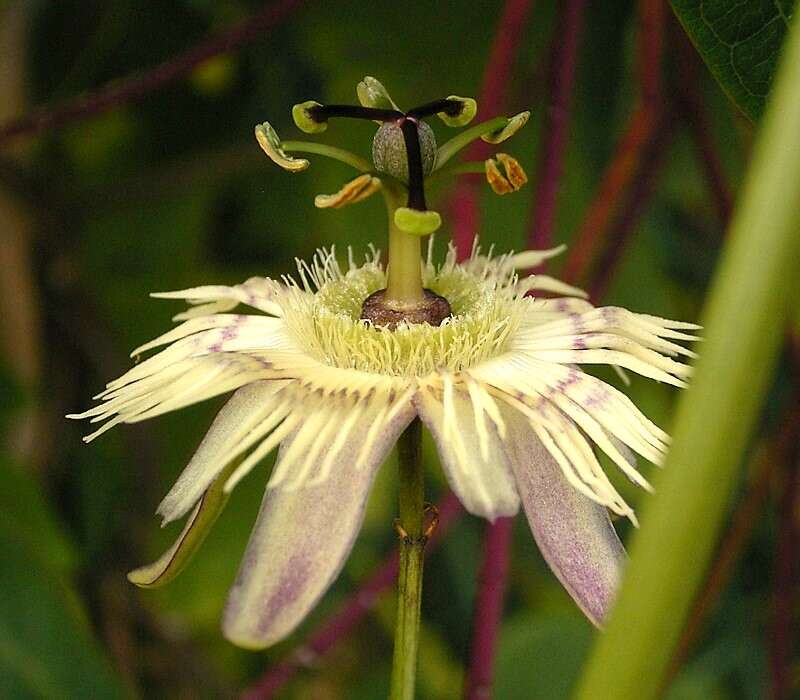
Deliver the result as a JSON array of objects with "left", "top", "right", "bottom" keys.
[{"left": 0, "top": 1, "right": 797, "bottom": 698}]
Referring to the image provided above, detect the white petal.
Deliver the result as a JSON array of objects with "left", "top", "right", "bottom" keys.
[
  {"left": 503, "top": 407, "right": 626, "bottom": 626},
  {"left": 508, "top": 245, "right": 567, "bottom": 270},
  {"left": 157, "top": 380, "right": 288, "bottom": 524},
  {"left": 517, "top": 275, "right": 588, "bottom": 298},
  {"left": 415, "top": 377, "right": 519, "bottom": 521},
  {"left": 222, "top": 392, "right": 415, "bottom": 649},
  {"left": 152, "top": 276, "right": 287, "bottom": 318},
  {"left": 131, "top": 314, "right": 281, "bottom": 357}
]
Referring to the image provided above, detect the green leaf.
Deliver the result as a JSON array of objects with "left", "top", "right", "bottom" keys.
[
  {"left": 494, "top": 612, "right": 592, "bottom": 700},
  {"left": 0, "top": 524, "right": 130, "bottom": 699},
  {"left": 0, "top": 458, "right": 75, "bottom": 575},
  {"left": 671, "top": 0, "right": 796, "bottom": 121}
]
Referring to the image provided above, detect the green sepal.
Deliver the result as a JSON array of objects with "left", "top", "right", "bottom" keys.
[
  {"left": 439, "top": 96, "right": 477, "bottom": 127},
  {"left": 292, "top": 100, "right": 328, "bottom": 134},
  {"left": 254, "top": 122, "right": 309, "bottom": 172},
  {"left": 394, "top": 207, "right": 442, "bottom": 235},
  {"left": 127, "top": 460, "right": 237, "bottom": 588},
  {"left": 481, "top": 111, "right": 530, "bottom": 144}
]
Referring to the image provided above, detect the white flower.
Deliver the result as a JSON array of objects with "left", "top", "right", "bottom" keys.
[{"left": 70, "top": 242, "right": 697, "bottom": 649}]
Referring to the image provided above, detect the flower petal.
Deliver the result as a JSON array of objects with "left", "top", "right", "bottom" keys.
[
  {"left": 128, "top": 459, "right": 237, "bottom": 588},
  {"left": 157, "top": 380, "right": 288, "bottom": 524},
  {"left": 415, "top": 377, "right": 519, "bottom": 520},
  {"left": 503, "top": 407, "right": 626, "bottom": 627},
  {"left": 152, "top": 276, "right": 286, "bottom": 319},
  {"left": 222, "top": 391, "right": 415, "bottom": 649}
]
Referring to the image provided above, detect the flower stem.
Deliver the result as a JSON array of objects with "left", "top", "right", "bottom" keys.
[
  {"left": 434, "top": 116, "right": 508, "bottom": 170},
  {"left": 390, "top": 418, "right": 426, "bottom": 700},
  {"left": 281, "top": 140, "right": 372, "bottom": 172}
]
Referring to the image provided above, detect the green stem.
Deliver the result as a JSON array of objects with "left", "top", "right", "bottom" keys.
[
  {"left": 382, "top": 188, "right": 425, "bottom": 304},
  {"left": 386, "top": 221, "right": 424, "bottom": 303},
  {"left": 281, "top": 140, "right": 372, "bottom": 172},
  {"left": 390, "top": 418, "right": 426, "bottom": 700},
  {"left": 434, "top": 116, "right": 508, "bottom": 169},
  {"left": 426, "top": 161, "right": 486, "bottom": 187},
  {"left": 574, "top": 13, "right": 800, "bottom": 700}
]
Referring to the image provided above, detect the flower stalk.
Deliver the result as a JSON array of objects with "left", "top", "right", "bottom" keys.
[{"left": 390, "top": 418, "right": 426, "bottom": 700}]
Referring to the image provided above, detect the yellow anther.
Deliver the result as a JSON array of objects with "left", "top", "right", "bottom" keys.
[{"left": 314, "top": 174, "right": 382, "bottom": 209}]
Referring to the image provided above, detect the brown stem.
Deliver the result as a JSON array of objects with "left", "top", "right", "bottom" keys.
[{"left": 0, "top": 3, "right": 46, "bottom": 469}]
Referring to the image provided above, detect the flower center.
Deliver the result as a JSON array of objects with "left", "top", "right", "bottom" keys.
[{"left": 278, "top": 252, "right": 528, "bottom": 378}]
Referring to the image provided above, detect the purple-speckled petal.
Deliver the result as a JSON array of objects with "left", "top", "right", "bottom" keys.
[
  {"left": 222, "top": 395, "right": 415, "bottom": 649},
  {"left": 502, "top": 406, "right": 626, "bottom": 626}
]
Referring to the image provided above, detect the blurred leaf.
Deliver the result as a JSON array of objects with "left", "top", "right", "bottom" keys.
[
  {"left": 671, "top": 0, "right": 796, "bottom": 121},
  {"left": 0, "top": 524, "right": 130, "bottom": 699},
  {"left": 493, "top": 612, "right": 592, "bottom": 700},
  {"left": 665, "top": 672, "right": 728, "bottom": 700},
  {"left": 0, "top": 458, "right": 75, "bottom": 574}
]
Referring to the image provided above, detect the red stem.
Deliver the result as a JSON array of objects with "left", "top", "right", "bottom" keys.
[
  {"left": 451, "top": 0, "right": 535, "bottom": 259},
  {"left": 560, "top": 0, "right": 664, "bottom": 286},
  {"left": 527, "top": 0, "right": 586, "bottom": 255},
  {"left": 0, "top": 0, "right": 304, "bottom": 144},
  {"left": 463, "top": 517, "right": 514, "bottom": 700},
  {"left": 769, "top": 421, "right": 800, "bottom": 699},
  {"left": 240, "top": 493, "right": 463, "bottom": 699},
  {"left": 587, "top": 115, "right": 674, "bottom": 301},
  {"left": 462, "top": 5, "right": 587, "bottom": 696},
  {"left": 673, "top": 27, "right": 734, "bottom": 225}
]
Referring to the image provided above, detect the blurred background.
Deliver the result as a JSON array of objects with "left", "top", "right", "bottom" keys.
[{"left": 0, "top": 0, "right": 796, "bottom": 698}]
